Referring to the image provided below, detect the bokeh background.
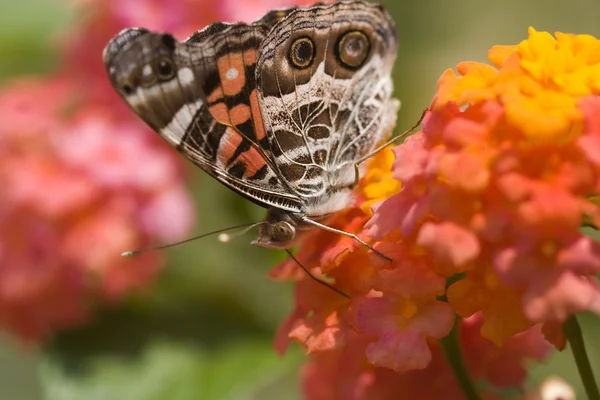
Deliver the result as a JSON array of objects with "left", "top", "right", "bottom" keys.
[{"left": 1, "top": 0, "right": 600, "bottom": 399}]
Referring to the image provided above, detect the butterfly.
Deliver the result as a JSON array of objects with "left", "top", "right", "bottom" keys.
[{"left": 103, "top": 0, "right": 399, "bottom": 261}]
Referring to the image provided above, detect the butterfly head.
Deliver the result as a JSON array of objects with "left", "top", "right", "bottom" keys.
[{"left": 251, "top": 208, "right": 308, "bottom": 249}]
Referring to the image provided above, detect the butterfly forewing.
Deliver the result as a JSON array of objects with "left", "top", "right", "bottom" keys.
[{"left": 104, "top": 24, "right": 303, "bottom": 212}]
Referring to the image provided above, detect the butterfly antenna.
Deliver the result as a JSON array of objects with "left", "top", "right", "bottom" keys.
[
  {"left": 122, "top": 222, "right": 265, "bottom": 257},
  {"left": 218, "top": 222, "right": 266, "bottom": 243},
  {"left": 285, "top": 249, "right": 350, "bottom": 299}
]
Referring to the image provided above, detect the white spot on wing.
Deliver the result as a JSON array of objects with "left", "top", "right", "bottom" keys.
[
  {"left": 160, "top": 99, "right": 203, "bottom": 146},
  {"left": 142, "top": 64, "right": 153, "bottom": 78},
  {"left": 177, "top": 67, "right": 195, "bottom": 86},
  {"left": 226, "top": 68, "right": 238, "bottom": 80}
]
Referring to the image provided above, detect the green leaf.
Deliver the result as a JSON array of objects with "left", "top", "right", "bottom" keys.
[
  {"left": 201, "top": 341, "right": 302, "bottom": 400},
  {"left": 582, "top": 225, "right": 600, "bottom": 242},
  {"left": 40, "top": 339, "right": 302, "bottom": 400},
  {"left": 40, "top": 340, "right": 205, "bottom": 400},
  {"left": 0, "top": 0, "right": 72, "bottom": 81}
]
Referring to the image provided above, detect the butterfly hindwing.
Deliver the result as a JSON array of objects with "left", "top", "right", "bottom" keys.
[{"left": 255, "top": 1, "right": 399, "bottom": 215}]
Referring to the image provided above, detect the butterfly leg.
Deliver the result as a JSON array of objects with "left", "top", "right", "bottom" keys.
[
  {"left": 301, "top": 217, "right": 393, "bottom": 262},
  {"left": 353, "top": 108, "right": 429, "bottom": 186}
]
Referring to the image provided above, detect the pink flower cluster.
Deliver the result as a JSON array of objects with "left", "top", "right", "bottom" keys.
[
  {"left": 302, "top": 314, "right": 548, "bottom": 400},
  {"left": 0, "top": 78, "right": 193, "bottom": 339},
  {"left": 272, "top": 28, "right": 600, "bottom": 399},
  {"left": 0, "top": 0, "right": 251, "bottom": 339}
]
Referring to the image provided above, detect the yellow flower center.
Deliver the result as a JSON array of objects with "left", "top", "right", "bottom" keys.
[
  {"left": 359, "top": 146, "right": 401, "bottom": 214},
  {"left": 396, "top": 298, "right": 419, "bottom": 321}
]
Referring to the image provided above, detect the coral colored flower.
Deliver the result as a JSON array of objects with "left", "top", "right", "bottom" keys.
[
  {"left": 352, "top": 242, "right": 454, "bottom": 372},
  {"left": 370, "top": 28, "right": 600, "bottom": 346},
  {"left": 273, "top": 148, "right": 455, "bottom": 373},
  {"left": 302, "top": 316, "right": 545, "bottom": 400},
  {"left": 446, "top": 265, "right": 534, "bottom": 345},
  {"left": 460, "top": 314, "right": 550, "bottom": 387},
  {"left": 272, "top": 150, "right": 400, "bottom": 356},
  {"left": 0, "top": 80, "right": 194, "bottom": 339},
  {"left": 278, "top": 27, "right": 600, "bottom": 398},
  {"left": 354, "top": 294, "right": 453, "bottom": 372}
]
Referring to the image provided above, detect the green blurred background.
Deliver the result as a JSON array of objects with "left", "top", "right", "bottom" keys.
[{"left": 1, "top": 0, "right": 600, "bottom": 399}]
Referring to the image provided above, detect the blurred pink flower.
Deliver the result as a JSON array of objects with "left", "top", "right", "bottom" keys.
[
  {"left": 220, "top": 0, "right": 319, "bottom": 22},
  {"left": 0, "top": 79, "right": 194, "bottom": 339}
]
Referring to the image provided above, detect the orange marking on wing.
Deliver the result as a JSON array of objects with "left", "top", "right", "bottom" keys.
[
  {"left": 207, "top": 86, "right": 223, "bottom": 103},
  {"left": 234, "top": 146, "right": 266, "bottom": 179},
  {"left": 229, "top": 104, "right": 251, "bottom": 126},
  {"left": 217, "top": 127, "right": 243, "bottom": 167},
  {"left": 209, "top": 102, "right": 230, "bottom": 125},
  {"left": 243, "top": 49, "right": 257, "bottom": 66},
  {"left": 217, "top": 53, "right": 246, "bottom": 96},
  {"left": 249, "top": 90, "right": 266, "bottom": 140}
]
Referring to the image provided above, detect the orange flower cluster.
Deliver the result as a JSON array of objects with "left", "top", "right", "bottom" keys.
[
  {"left": 274, "top": 27, "right": 600, "bottom": 397},
  {"left": 302, "top": 315, "right": 547, "bottom": 400},
  {"left": 370, "top": 28, "right": 600, "bottom": 345},
  {"left": 273, "top": 146, "right": 549, "bottom": 386}
]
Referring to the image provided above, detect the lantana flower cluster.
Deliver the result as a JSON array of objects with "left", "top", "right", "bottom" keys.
[
  {"left": 0, "top": 0, "right": 224, "bottom": 340},
  {"left": 274, "top": 28, "right": 600, "bottom": 397},
  {"left": 0, "top": 78, "right": 193, "bottom": 339}
]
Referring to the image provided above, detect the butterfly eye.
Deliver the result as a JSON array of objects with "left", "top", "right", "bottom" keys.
[
  {"left": 156, "top": 58, "right": 175, "bottom": 80},
  {"left": 337, "top": 31, "right": 370, "bottom": 69},
  {"left": 289, "top": 37, "right": 315, "bottom": 69},
  {"left": 272, "top": 221, "right": 295, "bottom": 242}
]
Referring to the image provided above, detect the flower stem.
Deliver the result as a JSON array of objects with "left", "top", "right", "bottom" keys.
[
  {"left": 439, "top": 316, "right": 481, "bottom": 400},
  {"left": 564, "top": 315, "right": 600, "bottom": 400}
]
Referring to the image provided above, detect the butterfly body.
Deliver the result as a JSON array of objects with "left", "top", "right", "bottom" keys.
[{"left": 103, "top": 1, "right": 399, "bottom": 249}]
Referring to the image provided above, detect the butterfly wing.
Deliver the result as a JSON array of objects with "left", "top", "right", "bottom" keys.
[
  {"left": 255, "top": 1, "right": 400, "bottom": 216},
  {"left": 103, "top": 23, "right": 303, "bottom": 212}
]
